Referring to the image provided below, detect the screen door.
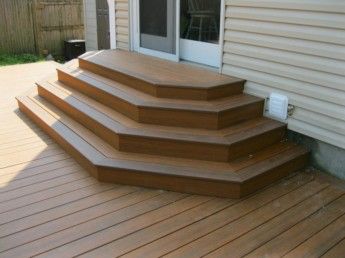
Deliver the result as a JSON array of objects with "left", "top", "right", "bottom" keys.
[{"left": 139, "top": 0, "right": 176, "bottom": 54}]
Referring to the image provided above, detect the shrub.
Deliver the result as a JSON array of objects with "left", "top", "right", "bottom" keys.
[{"left": 0, "top": 53, "right": 43, "bottom": 66}]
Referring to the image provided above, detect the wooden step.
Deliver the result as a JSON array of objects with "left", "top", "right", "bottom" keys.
[
  {"left": 78, "top": 50, "right": 245, "bottom": 100},
  {"left": 36, "top": 80, "right": 286, "bottom": 162},
  {"left": 56, "top": 66, "right": 264, "bottom": 129},
  {"left": 16, "top": 94, "right": 309, "bottom": 198}
]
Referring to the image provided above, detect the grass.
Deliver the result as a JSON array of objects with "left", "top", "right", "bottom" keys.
[{"left": 0, "top": 53, "right": 44, "bottom": 66}]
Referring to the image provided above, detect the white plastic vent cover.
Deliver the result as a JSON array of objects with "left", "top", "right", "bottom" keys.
[{"left": 268, "top": 93, "right": 288, "bottom": 120}]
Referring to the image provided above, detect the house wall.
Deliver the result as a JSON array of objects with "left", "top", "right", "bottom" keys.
[
  {"left": 98, "top": 0, "right": 344, "bottom": 177},
  {"left": 221, "top": 0, "right": 345, "bottom": 151},
  {"left": 83, "top": 0, "right": 98, "bottom": 50},
  {"left": 289, "top": 130, "right": 345, "bottom": 180},
  {"left": 115, "top": 0, "right": 130, "bottom": 50}
]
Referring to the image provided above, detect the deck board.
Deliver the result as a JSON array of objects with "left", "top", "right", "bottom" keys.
[
  {"left": 80, "top": 50, "right": 241, "bottom": 88},
  {"left": 284, "top": 213, "right": 345, "bottom": 258},
  {"left": 205, "top": 188, "right": 345, "bottom": 258},
  {"left": 0, "top": 62, "right": 344, "bottom": 257},
  {"left": 321, "top": 237, "right": 345, "bottom": 258}
]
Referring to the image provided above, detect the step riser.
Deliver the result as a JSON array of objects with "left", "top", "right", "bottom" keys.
[
  {"left": 155, "top": 83, "right": 244, "bottom": 100},
  {"left": 228, "top": 127, "right": 286, "bottom": 161},
  {"left": 17, "top": 100, "right": 99, "bottom": 178},
  {"left": 241, "top": 152, "right": 309, "bottom": 197},
  {"left": 119, "top": 129, "right": 284, "bottom": 162},
  {"left": 57, "top": 70, "right": 139, "bottom": 121},
  {"left": 18, "top": 99, "right": 241, "bottom": 198},
  {"left": 38, "top": 83, "right": 228, "bottom": 161},
  {"left": 37, "top": 85, "right": 120, "bottom": 149},
  {"left": 219, "top": 101, "right": 265, "bottom": 128},
  {"left": 98, "top": 152, "right": 307, "bottom": 198},
  {"left": 58, "top": 71, "right": 215, "bottom": 129},
  {"left": 99, "top": 166, "right": 242, "bottom": 198},
  {"left": 79, "top": 59, "right": 244, "bottom": 100},
  {"left": 139, "top": 107, "right": 218, "bottom": 129},
  {"left": 37, "top": 85, "right": 284, "bottom": 162},
  {"left": 17, "top": 96, "right": 309, "bottom": 198},
  {"left": 16, "top": 48, "right": 310, "bottom": 199},
  {"left": 138, "top": 102, "right": 264, "bottom": 129},
  {"left": 119, "top": 135, "right": 229, "bottom": 162},
  {"left": 57, "top": 70, "right": 263, "bottom": 129},
  {"left": 79, "top": 58, "right": 157, "bottom": 97}
]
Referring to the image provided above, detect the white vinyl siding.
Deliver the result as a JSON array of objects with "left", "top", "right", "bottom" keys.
[
  {"left": 222, "top": 0, "right": 345, "bottom": 149},
  {"left": 115, "top": 0, "right": 129, "bottom": 50},
  {"left": 83, "top": 0, "right": 98, "bottom": 50}
]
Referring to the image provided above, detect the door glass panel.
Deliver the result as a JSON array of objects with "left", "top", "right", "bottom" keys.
[
  {"left": 139, "top": 0, "right": 176, "bottom": 54},
  {"left": 140, "top": 0, "right": 167, "bottom": 37},
  {"left": 180, "top": 0, "right": 221, "bottom": 44}
]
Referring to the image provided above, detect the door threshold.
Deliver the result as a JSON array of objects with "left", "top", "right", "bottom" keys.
[{"left": 179, "top": 60, "right": 219, "bottom": 73}]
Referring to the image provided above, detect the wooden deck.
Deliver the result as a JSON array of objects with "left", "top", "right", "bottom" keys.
[
  {"left": 1, "top": 62, "right": 345, "bottom": 257},
  {"left": 17, "top": 50, "right": 309, "bottom": 198}
]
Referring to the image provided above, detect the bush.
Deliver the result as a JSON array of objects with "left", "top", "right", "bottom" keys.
[{"left": 0, "top": 53, "right": 44, "bottom": 66}]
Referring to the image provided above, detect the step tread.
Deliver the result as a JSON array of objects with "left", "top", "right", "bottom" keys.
[
  {"left": 38, "top": 79, "right": 286, "bottom": 146},
  {"left": 79, "top": 50, "right": 244, "bottom": 89},
  {"left": 17, "top": 94, "right": 308, "bottom": 183},
  {"left": 57, "top": 65, "right": 262, "bottom": 113}
]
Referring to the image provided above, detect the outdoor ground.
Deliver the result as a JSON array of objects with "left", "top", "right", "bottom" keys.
[
  {"left": 0, "top": 54, "right": 44, "bottom": 67},
  {"left": 0, "top": 62, "right": 344, "bottom": 258}
]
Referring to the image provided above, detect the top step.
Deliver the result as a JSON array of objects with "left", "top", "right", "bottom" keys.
[{"left": 78, "top": 50, "right": 245, "bottom": 100}]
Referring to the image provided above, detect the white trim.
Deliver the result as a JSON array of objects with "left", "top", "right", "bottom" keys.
[
  {"left": 131, "top": 0, "right": 179, "bottom": 61},
  {"left": 83, "top": 0, "right": 99, "bottom": 50},
  {"left": 175, "top": 0, "right": 180, "bottom": 61},
  {"left": 138, "top": 47, "right": 179, "bottom": 62},
  {"left": 129, "top": 0, "right": 134, "bottom": 50},
  {"left": 131, "top": 0, "right": 139, "bottom": 51},
  {"left": 180, "top": 39, "right": 220, "bottom": 67},
  {"left": 179, "top": 0, "right": 224, "bottom": 69},
  {"left": 218, "top": 0, "right": 225, "bottom": 73},
  {"left": 129, "top": 0, "right": 223, "bottom": 71},
  {"left": 107, "top": 0, "right": 116, "bottom": 49}
]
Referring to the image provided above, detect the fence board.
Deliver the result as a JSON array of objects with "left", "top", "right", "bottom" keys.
[
  {"left": 0, "top": 0, "right": 36, "bottom": 54},
  {"left": 0, "top": 0, "right": 84, "bottom": 55}
]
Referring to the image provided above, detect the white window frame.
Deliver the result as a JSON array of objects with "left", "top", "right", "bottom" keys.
[
  {"left": 128, "top": 0, "right": 225, "bottom": 72},
  {"left": 107, "top": 0, "right": 116, "bottom": 49},
  {"left": 130, "top": 0, "right": 180, "bottom": 62}
]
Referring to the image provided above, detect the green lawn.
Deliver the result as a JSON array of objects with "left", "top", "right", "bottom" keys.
[{"left": 0, "top": 53, "right": 44, "bottom": 66}]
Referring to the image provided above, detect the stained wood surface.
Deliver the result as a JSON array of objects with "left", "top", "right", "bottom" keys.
[
  {"left": 17, "top": 93, "right": 308, "bottom": 197},
  {"left": 79, "top": 50, "right": 242, "bottom": 88},
  {"left": 15, "top": 50, "right": 310, "bottom": 197},
  {"left": 1, "top": 62, "right": 344, "bottom": 256},
  {"left": 78, "top": 50, "right": 245, "bottom": 100},
  {"left": 37, "top": 76, "right": 284, "bottom": 161},
  {"left": 56, "top": 65, "right": 261, "bottom": 129}
]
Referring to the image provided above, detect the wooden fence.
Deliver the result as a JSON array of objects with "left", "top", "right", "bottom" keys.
[{"left": 0, "top": 0, "right": 84, "bottom": 55}]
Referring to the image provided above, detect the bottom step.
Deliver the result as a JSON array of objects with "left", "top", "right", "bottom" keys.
[{"left": 17, "top": 93, "right": 309, "bottom": 198}]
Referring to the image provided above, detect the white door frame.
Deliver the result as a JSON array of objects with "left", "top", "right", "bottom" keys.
[
  {"left": 128, "top": 0, "right": 224, "bottom": 71},
  {"left": 218, "top": 0, "right": 225, "bottom": 71},
  {"left": 130, "top": 0, "right": 180, "bottom": 62},
  {"left": 107, "top": 0, "right": 116, "bottom": 49}
]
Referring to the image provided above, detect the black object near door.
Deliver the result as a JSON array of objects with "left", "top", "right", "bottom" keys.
[{"left": 64, "top": 39, "right": 86, "bottom": 60}]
